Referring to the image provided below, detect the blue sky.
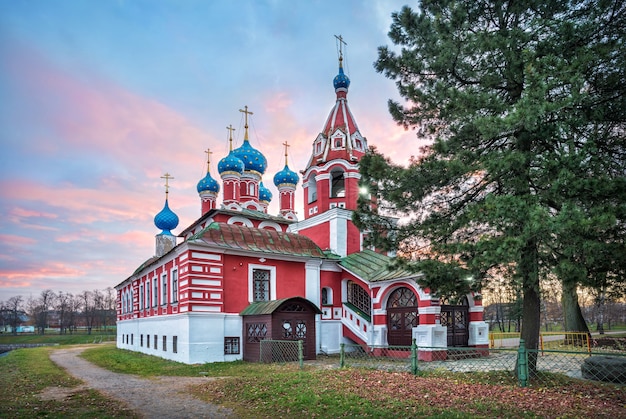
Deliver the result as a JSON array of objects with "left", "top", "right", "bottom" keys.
[{"left": 0, "top": 0, "right": 426, "bottom": 301}]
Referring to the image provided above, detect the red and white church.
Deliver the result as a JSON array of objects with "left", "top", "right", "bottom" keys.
[{"left": 115, "top": 50, "right": 489, "bottom": 364}]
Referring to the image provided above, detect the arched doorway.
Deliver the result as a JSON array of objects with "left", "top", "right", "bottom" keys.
[
  {"left": 440, "top": 296, "right": 469, "bottom": 347},
  {"left": 241, "top": 297, "right": 322, "bottom": 362},
  {"left": 386, "top": 287, "right": 418, "bottom": 346}
]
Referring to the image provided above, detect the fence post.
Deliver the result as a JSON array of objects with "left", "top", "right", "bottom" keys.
[
  {"left": 517, "top": 339, "right": 528, "bottom": 387},
  {"left": 410, "top": 338, "right": 418, "bottom": 375},
  {"left": 298, "top": 340, "right": 304, "bottom": 369},
  {"left": 340, "top": 343, "right": 345, "bottom": 368}
]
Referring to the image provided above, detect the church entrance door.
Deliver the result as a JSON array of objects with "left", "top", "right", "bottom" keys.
[
  {"left": 386, "top": 287, "right": 418, "bottom": 346},
  {"left": 440, "top": 305, "right": 469, "bottom": 347}
]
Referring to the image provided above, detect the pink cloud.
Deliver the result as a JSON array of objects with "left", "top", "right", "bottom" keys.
[
  {"left": 5, "top": 39, "right": 214, "bottom": 181},
  {"left": 0, "top": 262, "right": 85, "bottom": 282},
  {"left": 0, "top": 234, "right": 37, "bottom": 246},
  {"left": 9, "top": 208, "right": 59, "bottom": 219}
]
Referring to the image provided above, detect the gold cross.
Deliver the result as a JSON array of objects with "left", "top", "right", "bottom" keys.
[
  {"left": 204, "top": 149, "right": 212, "bottom": 171},
  {"left": 335, "top": 34, "right": 347, "bottom": 59},
  {"left": 226, "top": 124, "right": 236, "bottom": 151},
  {"left": 282, "top": 141, "right": 290, "bottom": 165},
  {"left": 239, "top": 105, "right": 253, "bottom": 140},
  {"left": 239, "top": 105, "right": 253, "bottom": 127},
  {"left": 161, "top": 173, "right": 174, "bottom": 195}
]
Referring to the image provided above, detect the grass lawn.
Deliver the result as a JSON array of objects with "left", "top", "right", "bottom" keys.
[
  {"left": 0, "top": 330, "right": 115, "bottom": 345},
  {"left": 0, "top": 346, "right": 137, "bottom": 419},
  {"left": 81, "top": 344, "right": 625, "bottom": 419},
  {"left": 1, "top": 343, "right": 624, "bottom": 418}
]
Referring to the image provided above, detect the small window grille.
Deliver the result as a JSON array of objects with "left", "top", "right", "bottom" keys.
[
  {"left": 253, "top": 269, "right": 270, "bottom": 302},
  {"left": 347, "top": 281, "right": 371, "bottom": 316},
  {"left": 224, "top": 337, "right": 240, "bottom": 354},
  {"left": 173, "top": 336, "right": 178, "bottom": 353},
  {"left": 247, "top": 323, "right": 268, "bottom": 343}
]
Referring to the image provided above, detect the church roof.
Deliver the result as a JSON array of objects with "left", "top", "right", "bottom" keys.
[
  {"left": 188, "top": 222, "right": 325, "bottom": 258},
  {"left": 240, "top": 296, "right": 322, "bottom": 316},
  {"left": 303, "top": 56, "right": 366, "bottom": 172},
  {"left": 132, "top": 256, "right": 160, "bottom": 276},
  {"left": 339, "top": 249, "right": 417, "bottom": 282},
  {"left": 179, "top": 207, "right": 294, "bottom": 238}
]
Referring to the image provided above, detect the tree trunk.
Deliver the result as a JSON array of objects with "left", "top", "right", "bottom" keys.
[
  {"left": 562, "top": 281, "right": 589, "bottom": 333},
  {"left": 521, "top": 281, "right": 541, "bottom": 375},
  {"left": 594, "top": 287, "right": 606, "bottom": 334},
  {"left": 519, "top": 239, "right": 541, "bottom": 376}
]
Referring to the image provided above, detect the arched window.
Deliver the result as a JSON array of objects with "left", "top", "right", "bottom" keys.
[
  {"left": 355, "top": 139, "right": 362, "bottom": 150},
  {"left": 330, "top": 169, "right": 345, "bottom": 198},
  {"left": 307, "top": 175, "right": 317, "bottom": 203},
  {"left": 347, "top": 281, "right": 371, "bottom": 316},
  {"left": 321, "top": 287, "right": 333, "bottom": 306},
  {"left": 387, "top": 287, "right": 417, "bottom": 308},
  {"left": 249, "top": 183, "right": 255, "bottom": 196}
]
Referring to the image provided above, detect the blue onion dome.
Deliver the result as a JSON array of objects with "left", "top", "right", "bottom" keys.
[
  {"left": 273, "top": 164, "right": 299, "bottom": 187},
  {"left": 259, "top": 182, "right": 272, "bottom": 202},
  {"left": 232, "top": 139, "right": 267, "bottom": 174},
  {"left": 218, "top": 150, "right": 245, "bottom": 175},
  {"left": 154, "top": 199, "right": 179, "bottom": 234},
  {"left": 197, "top": 171, "right": 220, "bottom": 193},
  {"left": 333, "top": 64, "right": 350, "bottom": 90}
]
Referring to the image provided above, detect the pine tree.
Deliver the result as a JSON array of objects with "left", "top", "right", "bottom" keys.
[{"left": 356, "top": 0, "right": 626, "bottom": 372}]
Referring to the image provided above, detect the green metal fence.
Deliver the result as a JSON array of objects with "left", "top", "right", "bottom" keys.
[
  {"left": 259, "top": 339, "right": 304, "bottom": 368},
  {"left": 257, "top": 338, "right": 625, "bottom": 387},
  {"left": 338, "top": 340, "right": 626, "bottom": 387}
]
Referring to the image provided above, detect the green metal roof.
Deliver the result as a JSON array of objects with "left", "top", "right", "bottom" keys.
[
  {"left": 132, "top": 256, "right": 160, "bottom": 276},
  {"left": 188, "top": 222, "right": 326, "bottom": 258},
  {"left": 179, "top": 207, "right": 294, "bottom": 237},
  {"left": 339, "top": 249, "right": 418, "bottom": 282},
  {"left": 240, "top": 297, "right": 322, "bottom": 315}
]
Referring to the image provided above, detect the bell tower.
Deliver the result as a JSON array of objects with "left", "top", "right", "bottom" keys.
[{"left": 293, "top": 36, "right": 368, "bottom": 257}]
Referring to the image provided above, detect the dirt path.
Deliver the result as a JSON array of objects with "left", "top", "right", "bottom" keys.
[{"left": 47, "top": 346, "right": 235, "bottom": 419}]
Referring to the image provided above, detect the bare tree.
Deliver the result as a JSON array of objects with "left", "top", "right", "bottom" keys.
[
  {"left": 2, "top": 296, "right": 24, "bottom": 334},
  {"left": 78, "top": 291, "right": 96, "bottom": 335},
  {"left": 56, "top": 291, "right": 76, "bottom": 335},
  {"left": 32, "top": 289, "right": 56, "bottom": 334},
  {"left": 103, "top": 287, "right": 116, "bottom": 330}
]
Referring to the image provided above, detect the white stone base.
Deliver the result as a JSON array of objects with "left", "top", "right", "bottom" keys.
[
  {"left": 468, "top": 321, "right": 489, "bottom": 346},
  {"left": 318, "top": 319, "right": 342, "bottom": 354},
  {"left": 413, "top": 324, "right": 447, "bottom": 349},
  {"left": 117, "top": 312, "right": 243, "bottom": 364}
]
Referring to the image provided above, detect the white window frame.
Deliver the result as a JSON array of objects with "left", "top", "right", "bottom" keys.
[
  {"left": 248, "top": 264, "right": 276, "bottom": 303},
  {"left": 171, "top": 269, "right": 178, "bottom": 303},
  {"left": 331, "top": 135, "right": 345, "bottom": 149},
  {"left": 162, "top": 273, "right": 168, "bottom": 306},
  {"left": 321, "top": 287, "right": 333, "bottom": 306},
  {"left": 139, "top": 284, "right": 144, "bottom": 310},
  {"left": 153, "top": 278, "right": 158, "bottom": 307},
  {"left": 307, "top": 175, "right": 317, "bottom": 203}
]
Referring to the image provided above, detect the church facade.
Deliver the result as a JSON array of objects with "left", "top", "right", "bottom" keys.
[{"left": 115, "top": 51, "right": 489, "bottom": 364}]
